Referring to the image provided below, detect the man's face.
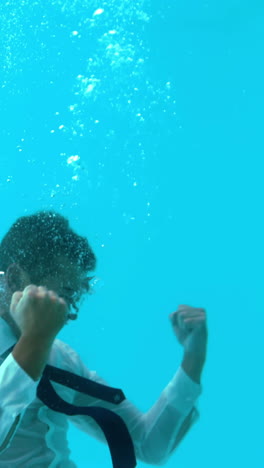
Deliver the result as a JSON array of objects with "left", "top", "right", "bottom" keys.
[
  {"left": 0, "top": 255, "right": 90, "bottom": 339},
  {"left": 40, "top": 255, "right": 91, "bottom": 317}
]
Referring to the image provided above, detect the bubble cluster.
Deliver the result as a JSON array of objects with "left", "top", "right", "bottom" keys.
[{"left": 0, "top": 0, "right": 179, "bottom": 231}]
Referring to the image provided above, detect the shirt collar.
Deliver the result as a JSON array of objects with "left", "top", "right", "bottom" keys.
[{"left": 0, "top": 316, "right": 18, "bottom": 356}]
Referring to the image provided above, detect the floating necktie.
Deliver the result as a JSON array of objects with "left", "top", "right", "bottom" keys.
[{"left": 7, "top": 345, "right": 137, "bottom": 468}]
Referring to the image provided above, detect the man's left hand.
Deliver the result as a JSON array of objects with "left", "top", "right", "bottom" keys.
[{"left": 169, "top": 305, "right": 208, "bottom": 360}]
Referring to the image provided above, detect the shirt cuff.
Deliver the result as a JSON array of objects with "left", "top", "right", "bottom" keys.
[
  {"left": 165, "top": 365, "right": 202, "bottom": 414},
  {"left": 0, "top": 353, "right": 40, "bottom": 417}
]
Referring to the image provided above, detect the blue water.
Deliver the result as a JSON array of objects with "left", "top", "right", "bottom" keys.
[{"left": 1, "top": 1, "right": 264, "bottom": 467}]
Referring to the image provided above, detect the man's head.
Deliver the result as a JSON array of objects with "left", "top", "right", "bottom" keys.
[{"left": 0, "top": 210, "right": 96, "bottom": 334}]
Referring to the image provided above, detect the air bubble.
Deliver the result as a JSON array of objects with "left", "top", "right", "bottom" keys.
[{"left": 93, "top": 8, "right": 104, "bottom": 17}]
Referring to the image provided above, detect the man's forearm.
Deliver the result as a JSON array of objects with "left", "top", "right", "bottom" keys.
[
  {"left": 181, "top": 352, "right": 205, "bottom": 384},
  {"left": 12, "top": 335, "right": 53, "bottom": 381}
]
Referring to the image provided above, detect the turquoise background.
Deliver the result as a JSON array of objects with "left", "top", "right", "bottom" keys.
[{"left": 1, "top": 1, "right": 263, "bottom": 467}]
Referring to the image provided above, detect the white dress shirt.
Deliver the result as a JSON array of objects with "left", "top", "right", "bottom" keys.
[{"left": 0, "top": 317, "right": 202, "bottom": 467}]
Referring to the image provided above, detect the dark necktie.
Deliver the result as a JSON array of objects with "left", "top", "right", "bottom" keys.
[{"left": 5, "top": 345, "right": 137, "bottom": 468}]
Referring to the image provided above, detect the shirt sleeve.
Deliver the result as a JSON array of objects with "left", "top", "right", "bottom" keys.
[
  {"left": 0, "top": 353, "right": 40, "bottom": 453},
  {"left": 65, "top": 345, "right": 202, "bottom": 466}
]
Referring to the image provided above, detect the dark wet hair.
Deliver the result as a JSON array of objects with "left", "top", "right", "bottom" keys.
[{"left": 0, "top": 210, "right": 96, "bottom": 286}]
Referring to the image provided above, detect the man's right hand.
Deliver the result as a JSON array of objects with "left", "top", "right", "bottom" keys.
[{"left": 10, "top": 285, "right": 68, "bottom": 341}]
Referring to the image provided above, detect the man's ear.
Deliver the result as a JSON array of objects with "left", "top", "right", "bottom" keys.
[{"left": 6, "top": 264, "right": 31, "bottom": 293}]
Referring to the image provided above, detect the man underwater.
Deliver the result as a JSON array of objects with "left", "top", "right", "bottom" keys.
[{"left": 0, "top": 210, "right": 207, "bottom": 466}]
